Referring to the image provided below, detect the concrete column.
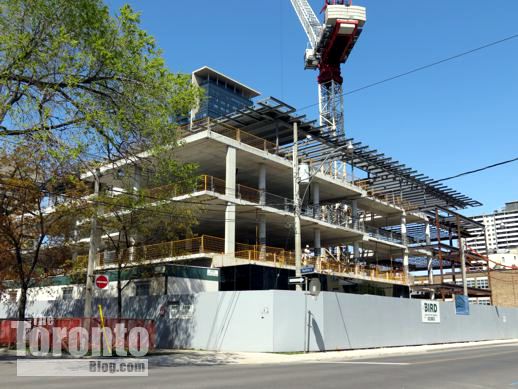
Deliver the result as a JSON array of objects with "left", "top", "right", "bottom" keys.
[
  {"left": 353, "top": 242, "right": 360, "bottom": 262},
  {"left": 425, "top": 221, "right": 431, "bottom": 245},
  {"left": 258, "top": 213, "right": 266, "bottom": 260},
  {"left": 259, "top": 164, "right": 266, "bottom": 205},
  {"left": 132, "top": 165, "right": 142, "bottom": 193},
  {"left": 425, "top": 221, "right": 435, "bottom": 298},
  {"left": 258, "top": 164, "right": 267, "bottom": 259},
  {"left": 401, "top": 212, "right": 409, "bottom": 278},
  {"left": 403, "top": 250, "right": 409, "bottom": 282},
  {"left": 401, "top": 212, "right": 408, "bottom": 246},
  {"left": 314, "top": 228, "right": 321, "bottom": 257},
  {"left": 72, "top": 218, "right": 79, "bottom": 263},
  {"left": 312, "top": 182, "right": 320, "bottom": 218},
  {"left": 225, "top": 146, "right": 236, "bottom": 255},
  {"left": 351, "top": 200, "right": 359, "bottom": 230},
  {"left": 226, "top": 146, "right": 236, "bottom": 197}
]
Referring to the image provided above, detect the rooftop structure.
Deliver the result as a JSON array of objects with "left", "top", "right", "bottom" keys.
[{"left": 190, "top": 66, "right": 260, "bottom": 124}]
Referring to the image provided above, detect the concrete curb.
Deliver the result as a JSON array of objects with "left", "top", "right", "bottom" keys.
[{"left": 152, "top": 339, "right": 518, "bottom": 365}]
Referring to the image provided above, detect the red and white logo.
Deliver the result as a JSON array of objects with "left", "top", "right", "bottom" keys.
[{"left": 95, "top": 274, "right": 109, "bottom": 289}]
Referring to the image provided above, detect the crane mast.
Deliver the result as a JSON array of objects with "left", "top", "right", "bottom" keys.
[{"left": 290, "top": 0, "right": 366, "bottom": 138}]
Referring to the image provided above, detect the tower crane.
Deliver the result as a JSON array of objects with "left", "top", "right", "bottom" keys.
[{"left": 290, "top": 0, "right": 366, "bottom": 138}]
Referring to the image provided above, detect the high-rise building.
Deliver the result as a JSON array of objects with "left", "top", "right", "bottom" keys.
[{"left": 466, "top": 201, "right": 518, "bottom": 254}]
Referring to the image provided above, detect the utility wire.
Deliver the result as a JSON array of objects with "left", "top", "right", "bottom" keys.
[
  {"left": 435, "top": 156, "right": 518, "bottom": 183},
  {"left": 297, "top": 32, "right": 518, "bottom": 112}
]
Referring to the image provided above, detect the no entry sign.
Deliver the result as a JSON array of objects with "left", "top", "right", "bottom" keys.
[{"left": 95, "top": 274, "right": 109, "bottom": 289}]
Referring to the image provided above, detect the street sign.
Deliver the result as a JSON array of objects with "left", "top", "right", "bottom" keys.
[
  {"left": 301, "top": 265, "right": 315, "bottom": 275},
  {"left": 288, "top": 277, "right": 305, "bottom": 285},
  {"left": 421, "top": 300, "right": 440, "bottom": 323},
  {"left": 95, "top": 274, "right": 109, "bottom": 289}
]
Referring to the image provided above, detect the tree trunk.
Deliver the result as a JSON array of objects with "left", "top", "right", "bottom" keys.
[
  {"left": 117, "top": 264, "right": 122, "bottom": 320},
  {"left": 18, "top": 284, "right": 28, "bottom": 321}
]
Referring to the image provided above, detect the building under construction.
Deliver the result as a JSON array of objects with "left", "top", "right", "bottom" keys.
[{"left": 44, "top": 66, "right": 488, "bottom": 303}]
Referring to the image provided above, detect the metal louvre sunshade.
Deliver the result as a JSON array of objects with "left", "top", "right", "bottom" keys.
[{"left": 204, "top": 97, "right": 481, "bottom": 211}]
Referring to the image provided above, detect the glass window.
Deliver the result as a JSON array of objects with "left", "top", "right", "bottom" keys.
[
  {"left": 62, "top": 287, "right": 73, "bottom": 300},
  {"left": 476, "top": 279, "right": 489, "bottom": 289}
]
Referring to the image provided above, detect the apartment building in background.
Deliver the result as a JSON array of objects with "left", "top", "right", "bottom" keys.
[{"left": 465, "top": 201, "right": 518, "bottom": 267}]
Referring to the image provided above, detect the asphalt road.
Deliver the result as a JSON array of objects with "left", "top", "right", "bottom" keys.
[{"left": 2, "top": 343, "right": 518, "bottom": 388}]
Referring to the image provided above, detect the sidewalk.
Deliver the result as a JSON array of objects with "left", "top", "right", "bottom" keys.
[
  {"left": 3, "top": 339, "right": 518, "bottom": 366},
  {"left": 148, "top": 338, "right": 518, "bottom": 366}
]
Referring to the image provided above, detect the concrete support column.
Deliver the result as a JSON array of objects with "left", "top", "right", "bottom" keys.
[
  {"left": 401, "top": 212, "right": 409, "bottom": 279},
  {"left": 258, "top": 164, "right": 267, "bottom": 259},
  {"left": 425, "top": 221, "right": 435, "bottom": 298},
  {"left": 225, "top": 146, "right": 236, "bottom": 255},
  {"left": 401, "top": 212, "right": 408, "bottom": 246},
  {"left": 353, "top": 242, "right": 360, "bottom": 262},
  {"left": 259, "top": 164, "right": 266, "bottom": 205},
  {"left": 425, "top": 221, "right": 432, "bottom": 246},
  {"left": 312, "top": 182, "right": 320, "bottom": 219},
  {"left": 351, "top": 199, "right": 359, "bottom": 230},
  {"left": 351, "top": 200, "right": 361, "bottom": 262},
  {"left": 403, "top": 250, "right": 409, "bottom": 283},
  {"left": 132, "top": 165, "right": 142, "bottom": 193},
  {"left": 314, "top": 228, "right": 321, "bottom": 257},
  {"left": 258, "top": 213, "right": 266, "bottom": 259}
]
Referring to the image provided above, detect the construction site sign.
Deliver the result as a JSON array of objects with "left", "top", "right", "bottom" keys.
[{"left": 421, "top": 301, "right": 440, "bottom": 323}]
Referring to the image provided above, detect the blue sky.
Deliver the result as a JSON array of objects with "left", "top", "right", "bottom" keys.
[{"left": 107, "top": 0, "right": 518, "bottom": 216}]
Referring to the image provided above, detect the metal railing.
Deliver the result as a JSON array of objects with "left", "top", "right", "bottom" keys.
[
  {"left": 82, "top": 234, "right": 409, "bottom": 284},
  {"left": 189, "top": 119, "right": 277, "bottom": 153},
  {"left": 143, "top": 176, "right": 403, "bottom": 244},
  {"left": 182, "top": 118, "right": 420, "bottom": 212}
]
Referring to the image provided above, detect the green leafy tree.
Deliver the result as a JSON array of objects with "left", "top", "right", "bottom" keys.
[{"left": 0, "top": 0, "right": 202, "bottom": 159}]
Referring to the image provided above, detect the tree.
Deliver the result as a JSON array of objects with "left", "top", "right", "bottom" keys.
[
  {"left": 0, "top": 0, "right": 202, "bottom": 160},
  {"left": 0, "top": 144, "right": 88, "bottom": 319},
  {"left": 61, "top": 164, "right": 201, "bottom": 319},
  {"left": 0, "top": 0, "right": 204, "bottom": 317}
]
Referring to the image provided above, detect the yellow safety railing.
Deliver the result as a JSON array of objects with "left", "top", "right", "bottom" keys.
[
  {"left": 352, "top": 179, "right": 420, "bottom": 212},
  {"left": 187, "top": 118, "right": 277, "bottom": 153},
  {"left": 81, "top": 237, "right": 410, "bottom": 285},
  {"left": 212, "top": 122, "right": 276, "bottom": 152}
]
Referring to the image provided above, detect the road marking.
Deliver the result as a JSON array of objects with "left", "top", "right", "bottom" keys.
[{"left": 314, "top": 361, "right": 410, "bottom": 366}]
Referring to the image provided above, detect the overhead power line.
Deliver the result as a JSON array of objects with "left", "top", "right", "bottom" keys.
[
  {"left": 297, "top": 32, "right": 518, "bottom": 112},
  {"left": 435, "top": 156, "right": 518, "bottom": 183}
]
